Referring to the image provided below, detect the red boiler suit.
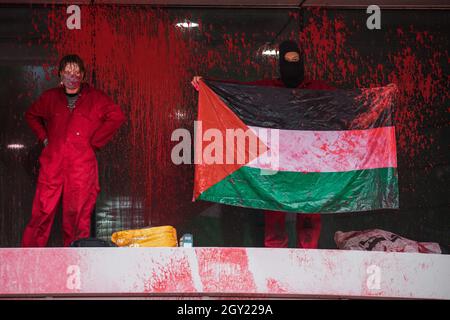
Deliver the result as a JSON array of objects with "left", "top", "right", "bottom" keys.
[
  {"left": 22, "top": 83, "right": 126, "bottom": 247},
  {"left": 245, "top": 78, "right": 335, "bottom": 249}
]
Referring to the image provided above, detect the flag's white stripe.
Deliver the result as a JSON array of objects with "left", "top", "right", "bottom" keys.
[{"left": 246, "top": 126, "right": 397, "bottom": 173}]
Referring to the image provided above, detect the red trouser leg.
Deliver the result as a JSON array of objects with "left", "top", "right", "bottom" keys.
[
  {"left": 62, "top": 179, "right": 98, "bottom": 247},
  {"left": 22, "top": 182, "right": 63, "bottom": 247},
  {"left": 296, "top": 214, "right": 322, "bottom": 249},
  {"left": 264, "top": 210, "right": 288, "bottom": 248},
  {"left": 61, "top": 154, "right": 100, "bottom": 247}
]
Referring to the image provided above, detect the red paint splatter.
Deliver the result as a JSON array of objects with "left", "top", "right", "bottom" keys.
[
  {"left": 0, "top": 249, "right": 81, "bottom": 294},
  {"left": 300, "top": 8, "right": 448, "bottom": 167},
  {"left": 351, "top": 84, "right": 398, "bottom": 129},
  {"left": 266, "top": 278, "right": 289, "bottom": 294},
  {"left": 144, "top": 256, "right": 196, "bottom": 293},
  {"left": 196, "top": 248, "right": 257, "bottom": 293}
]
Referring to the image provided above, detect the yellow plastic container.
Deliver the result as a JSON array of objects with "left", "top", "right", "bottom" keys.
[{"left": 111, "top": 225, "right": 178, "bottom": 247}]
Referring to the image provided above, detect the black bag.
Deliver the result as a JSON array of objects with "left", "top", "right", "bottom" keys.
[{"left": 69, "top": 237, "right": 116, "bottom": 247}]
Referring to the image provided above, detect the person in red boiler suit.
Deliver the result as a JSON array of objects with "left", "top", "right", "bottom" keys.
[
  {"left": 22, "top": 54, "right": 126, "bottom": 247},
  {"left": 192, "top": 41, "right": 335, "bottom": 249}
]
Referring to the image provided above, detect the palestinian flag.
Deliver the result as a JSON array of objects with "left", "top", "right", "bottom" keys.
[{"left": 193, "top": 79, "right": 399, "bottom": 213}]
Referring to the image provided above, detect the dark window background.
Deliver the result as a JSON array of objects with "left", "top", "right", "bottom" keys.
[{"left": 0, "top": 5, "right": 448, "bottom": 249}]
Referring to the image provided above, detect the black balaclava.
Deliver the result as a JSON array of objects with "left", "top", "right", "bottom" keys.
[{"left": 279, "top": 40, "right": 304, "bottom": 88}]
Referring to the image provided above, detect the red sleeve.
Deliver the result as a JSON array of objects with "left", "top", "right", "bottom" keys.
[
  {"left": 90, "top": 93, "right": 126, "bottom": 150},
  {"left": 24, "top": 93, "right": 49, "bottom": 142}
]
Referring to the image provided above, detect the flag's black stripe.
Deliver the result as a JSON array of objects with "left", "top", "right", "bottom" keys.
[{"left": 206, "top": 80, "right": 394, "bottom": 131}]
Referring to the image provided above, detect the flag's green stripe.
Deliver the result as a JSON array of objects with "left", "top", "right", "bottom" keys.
[{"left": 198, "top": 166, "right": 399, "bottom": 213}]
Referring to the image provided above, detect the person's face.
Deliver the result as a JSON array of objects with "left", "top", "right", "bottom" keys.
[
  {"left": 279, "top": 48, "right": 303, "bottom": 88},
  {"left": 60, "top": 63, "right": 83, "bottom": 91},
  {"left": 284, "top": 51, "right": 300, "bottom": 62},
  {"left": 61, "top": 63, "right": 83, "bottom": 78}
]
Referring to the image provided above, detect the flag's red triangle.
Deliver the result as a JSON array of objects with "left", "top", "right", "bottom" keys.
[{"left": 193, "top": 80, "right": 268, "bottom": 200}]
